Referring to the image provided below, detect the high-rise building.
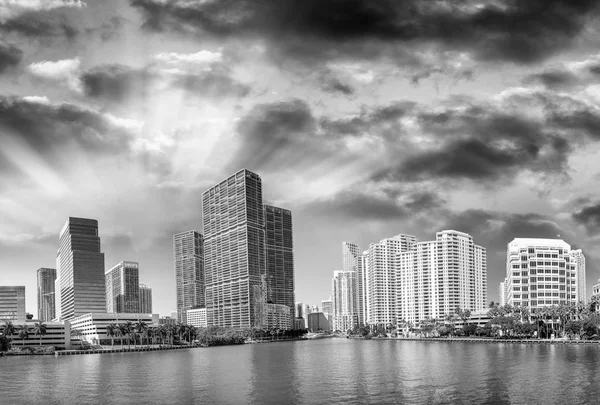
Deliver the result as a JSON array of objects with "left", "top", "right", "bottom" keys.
[
  {"left": 505, "top": 238, "right": 585, "bottom": 312},
  {"left": 499, "top": 278, "right": 507, "bottom": 306},
  {"left": 173, "top": 230, "right": 204, "bottom": 324},
  {"left": 593, "top": 279, "right": 600, "bottom": 296},
  {"left": 295, "top": 302, "right": 304, "bottom": 319},
  {"left": 202, "top": 169, "right": 266, "bottom": 328},
  {"left": 105, "top": 261, "right": 140, "bottom": 313},
  {"left": 367, "top": 234, "right": 417, "bottom": 326},
  {"left": 360, "top": 251, "right": 369, "bottom": 324},
  {"left": 264, "top": 205, "right": 295, "bottom": 327},
  {"left": 321, "top": 297, "right": 333, "bottom": 316},
  {"left": 332, "top": 271, "right": 357, "bottom": 332},
  {"left": 56, "top": 217, "right": 106, "bottom": 321},
  {"left": 139, "top": 284, "right": 153, "bottom": 314},
  {"left": 396, "top": 230, "right": 487, "bottom": 325},
  {"left": 341, "top": 242, "right": 361, "bottom": 326},
  {"left": 37, "top": 268, "right": 56, "bottom": 321},
  {"left": 0, "top": 286, "right": 26, "bottom": 322}
]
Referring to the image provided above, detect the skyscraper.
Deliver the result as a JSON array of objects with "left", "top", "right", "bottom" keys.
[
  {"left": 37, "top": 268, "right": 56, "bottom": 321},
  {"left": 505, "top": 238, "right": 585, "bottom": 312},
  {"left": 139, "top": 284, "right": 153, "bottom": 314},
  {"left": 367, "top": 234, "right": 417, "bottom": 326},
  {"left": 342, "top": 242, "right": 362, "bottom": 325},
  {"left": 332, "top": 271, "right": 357, "bottom": 332},
  {"left": 173, "top": 230, "right": 204, "bottom": 323},
  {"left": 202, "top": 169, "right": 266, "bottom": 328},
  {"left": 105, "top": 261, "right": 140, "bottom": 313},
  {"left": 0, "top": 286, "right": 26, "bottom": 322},
  {"left": 264, "top": 205, "right": 295, "bottom": 326},
  {"left": 56, "top": 217, "right": 106, "bottom": 321},
  {"left": 499, "top": 278, "right": 507, "bottom": 306}
]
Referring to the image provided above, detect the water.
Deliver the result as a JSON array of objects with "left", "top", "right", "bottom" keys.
[{"left": 1, "top": 339, "right": 600, "bottom": 405}]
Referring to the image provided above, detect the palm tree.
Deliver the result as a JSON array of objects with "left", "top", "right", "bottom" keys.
[
  {"left": 32, "top": 322, "right": 47, "bottom": 346},
  {"left": 121, "top": 322, "right": 133, "bottom": 349},
  {"left": 106, "top": 323, "right": 117, "bottom": 347},
  {"left": 155, "top": 325, "right": 166, "bottom": 347},
  {"left": 114, "top": 325, "right": 123, "bottom": 347},
  {"left": 17, "top": 324, "right": 30, "bottom": 346},
  {"left": 135, "top": 320, "right": 149, "bottom": 347},
  {"left": 2, "top": 321, "right": 16, "bottom": 340}
]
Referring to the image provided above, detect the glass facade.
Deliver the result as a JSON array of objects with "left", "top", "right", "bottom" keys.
[
  {"left": 56, "top": 217, "right": 106, "bottom": 321},
  {"left": 173, "top": 230, "right": 204, "bottom": 323},
  {"left": 105, "top": 261, "right": 140, "bottom": 313},
  {"left": 37, "top": 268, "right": 56, "bottom": 321}
]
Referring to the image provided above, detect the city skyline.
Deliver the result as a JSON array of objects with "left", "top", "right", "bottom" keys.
[{"left": 3, "top": 1, "right": 600, "bottom": 319}]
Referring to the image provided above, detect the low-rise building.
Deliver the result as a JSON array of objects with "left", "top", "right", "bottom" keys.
[
  {"left": 70, "top": 313, "right": 158, "bottom": 345},
  {"left": 7, "top": 321, "right": 71, "bottom": 349}
]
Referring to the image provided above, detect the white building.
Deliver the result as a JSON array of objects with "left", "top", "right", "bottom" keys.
[
  {"left": 359, "top": 252, "right": 369, "bottom": 325},
  {"left": 396, "top": 230, "right": 487, "bottom": 325},
  {"left": 368, "top": 234, "right": 417, "bottom": 326},
  {"left": 499, "top": 278, "right": 507, "bottom": 306},
  {"left": 593, "top": 279, "right": 600, "bottom": 296},
  {"left": 8, "top": 321, "right": 72, "bottom": 349},
  {"left": 70, "top": 313, "right": 159, "bottom": 345},
  {"left": 332, "top": 270, "right": 357, "bottom": 332},
  {"left": 187, "top": 308, "right": 208, "bottom": 328},
  {"left": 505, "top": 238, "right": 585, "bottom": 312}
]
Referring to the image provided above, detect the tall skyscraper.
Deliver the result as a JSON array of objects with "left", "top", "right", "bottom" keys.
[
  {"left": 264, "top": 205, "right": 295, "bottom": 327},
  {"left": 341, "top": 242, "right": 362, "bottom": 325},
  {"left": 56, "top": 217, "right": 106, "bottom": 321},
  {"left": 0, "top": 286, "right": 26, "bottom": 322},
  {"left": 105, "top": 261, "right": 140, "bottom": 313},
  {"left": 139, "top": 284, "right": 153, "bottom": 314},
  {"left": 173, "top": 230, "right": 204, "bottom": 324},
  {"left": 367, "top": 234, "right": 417, "bottom": 326},
  {"left": 396, "top": 230, "right": 487, "bottom": 325},
  {"left": 37, "top": 268, "right": 56, "bottom": 321},
  {"left": 360, "top": 252, "right": 369, "bottom": 324},
  {"left": 505, "top": 238, "right": 585, "bottom": 312},
  {"left": 499, "top": 278, "right": 507, "bottom": 306},
  {"left": 321, "top": 297, "right": 333, "bottom": 316},
  {"left": 202, "top": 169, "right": 271, "bottom": 328},
  {"left": 332, "top": 271, "right": 357, "bottom": 332}
]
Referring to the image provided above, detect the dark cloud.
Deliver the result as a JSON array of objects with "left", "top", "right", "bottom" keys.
[
  {"left": 85, "top": 16, "right": 127, "bottom": 42},
  {"left": 1, "top": 12, "right": 79, "bottom": 40},
  {"left": 172, "top": 71, "right": 250, "bottom": 99},
  {"left": 0, "top": 96, "right": 133, "bottom": 159},
  {"left": 131, "top": 0, "right": 600, "bottom": 67},
  {"left": 81, "top": 64, "right": 154, "bottom": 103},
  {"left": 573, "top": 203, "right": 600, "bottom": 236},
  {"left": 523, "top": 70, "right": 580, "bottom": 89},
  {"left": 0, "top": 42, "right": 22, "bottom": 74}
]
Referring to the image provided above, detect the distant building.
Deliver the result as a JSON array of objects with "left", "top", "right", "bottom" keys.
[
  {"left": 505, "top": 238, "right": 585, "bottom": 312},
  {"left": 295, "top": 302, "right": 304, "bottom": 318},
  {"left": 332, "top": 271, "right": 357, "bottom": 332},
  {"left": 304, "top": 304, "right": 311, "bottom": 317},
  {"left": 37, "top": 268, "right": 56, "bottom": 322},
  {"left": 321, "top": 297, "right": 333, "bottom": 317},
  {"left": 0, "top": 286, "right": 26, "bottom": 322},
  {"left": 266, "top": 304, "right": 291, "bottom": 329},
  {"left": 499, "top": 278, "right": 507, "bottom": 306},
  {"left": 187, "top": 308, "right": 208, "bottom": 328},
  {"left": 293, "top": 318, "right": 305, "bottom": 330},
  {"left": 105, "top": 261, "right": 140, "bottom": 313},
  {"left": 173, "top": 230, "right": 204, "bottom": 324},
  {"left": 56, "top": 217, "right": 106, "bottom": 321},
  {"left": 159, "top": 317, "right": 177, "bottom": 326},
  {"left": 70, "top": 313, "right": 159, "bottom": 345},
  {"left": 307, "top": 312, "right": 330, "bottom": 332},
  {"left": 139, "top": 284, "right": 152, "bottom": 314},
  {"left": 593, "top": 279, "right": 600, "bottom": 296}
]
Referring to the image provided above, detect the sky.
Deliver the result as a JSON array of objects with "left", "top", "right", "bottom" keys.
[{"left": 1, "top": 0, "right": 600, "bottom": 318}]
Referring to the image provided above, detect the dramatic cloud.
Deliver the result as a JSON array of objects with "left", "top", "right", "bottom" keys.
[
  {"left": 523, "top": 53, "right": 600, "bottom": 89},
  {"left": 27, "top": 57, "right": 82, "bottom": 92},
  {"left": 0, "top": 41, "right": 22, "bottom": 73},
  {"left": 573, "top": 202, "right": 600, "bottom": 236},
  {"left": 131, "top": 0, "right": 600, "bottom": 68},
  {"left": 0, "top": 0, "right": 85, "bottom": 22},
  {"left": 0, "top": 11, "right": 79, "bottom": 40},
  {"left": 81, "top": 64, "right": 154, "bottom": 102}
]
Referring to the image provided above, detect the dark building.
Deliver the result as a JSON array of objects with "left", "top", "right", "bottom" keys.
[
  {"left": 173, "top": 231, "right": 204, "bottom": 324},
  {"left": 37, "top": 268, "right": 56, "bottom": 321}
]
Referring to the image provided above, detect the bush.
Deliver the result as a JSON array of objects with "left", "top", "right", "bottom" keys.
[{"left": 34, "top": 346, "right": 55, "bottom": 355}]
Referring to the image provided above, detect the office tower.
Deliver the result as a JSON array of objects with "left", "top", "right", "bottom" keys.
[
  {"left": 332, "top": 271, "right": 357, "bottom": 332},
  {"left": 396, "top": 230, "right": 487, "bottom": 325},
  {"left": 295, "top": 302, "right": 304, "bottom": 319},
  {"left": 202, "top": 169, "right": 266, "bottom": 328},
  {"left": 367, "top": 234, "right": 417, "bottom": 326},
  {"left": 360, "top": 252, "right": 369, "bottom": 324},
  {"left": 341, "top": 242, "right": 362, "bottom": 325},
  {"left": 56, "top": 217, "right": 106, "bottom": 321},
  {"left": 505, "top": 238, "right": 585, "bottom": 312},
  {"left": 572, "top": 250, "right": 586, "bottom": 304},
  {"left": 304, "top": 304, "right": 311, "bottom": 317},
  {"left": 139, "top": 284, "right": 153, "bottom": 314},
  {"left": 342, "top": 242, "right": 360, "bottom": 273},
  {"left": 37, "top": 268, "right": 56, "bottom": 321},
  {"left": 593, "top": 279, "right": 600, "bottom": 296},
  {"left": 0, "top": 286, "right": 26, "bottom": 322},
  {"left": 105, "top": 261, "right": 140, "bottom": 313},
  {"left": 264, "top": 205, "right": 295, "bottom": 327},
  {"left": 173, "top": 231, "right": 204, "bottom": 324},
  {"left": 499, "top": 278, "right": 507, "bottom": 306},
  {"left": 321, "top": 297, "right": 333, "bottom": 316}
]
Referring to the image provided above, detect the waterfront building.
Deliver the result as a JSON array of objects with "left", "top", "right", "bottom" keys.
[
  {"left": 307, "top": 312, "right": 330, "bottom": 332},
  {"left": 505, "top": 238, "right": 585, "bottom": 312},
  {"left": 70, "top": 312, "right": 159, "bottom": 345},
  {"left": 360, "top": 252, "right": 369, "bottom": 324},
  {"left": 396, "top": 230, "right": 487, "bottom": 325},
  {"left": 341, "top": 242, "right": 361, "bottom": 326},
  {"left": 173, "top": 230, "right": 204, "bottom": 324},
  {"left": 293, "top": 318, "right": 305, "bottom": 330},
  {"left": 368, "top": 234, "right": 417, "bottom": 326},
  {"left": 37, "top": 268, "right": 56, "bottom": 321},
  {"left": 105, "top": 261, "right": 140, "bottom": 314},
  {"left": 321, "top": 297, "right": 333, "bottom": 316},
  {"left": 499, "top": 278, "right": 507, "bottom": 306},
  {"left": 187, "top": 308, "right": 208, "bottom": 328},
  {"left": 264, "top": 205, "right": 295, "bottom": 328},
  {"left": 139, "top": 284, "right": 153, "bottom": 314},
  {"left": 159, "top": 316, "right": 177, "bottom": 326},
  {"left": 56, "top": 217, "right": 106, "bottom": 321},
  {"left": 332, "top": 271, "right": 357, "bottom": 332},
  {"left": 593, "top": 279, "right": 600, "bottom": 296},
  {"left": 304, "top": 304, "right": 311, "bottom": 317},
  {"left": 0, "top": 286, "right": 26, "bottom": 322},
  {"left": 453, "top": 310, "right": 491, "bottom": 329},
  {"left": 9, "top": 321, "right": 71, "bottom": 349},
  {"left": 266, "top": 303, "right": 291, "bottom": 329},
  {"left": 295, "top": 302, "right": 304, "bottom": 318}
]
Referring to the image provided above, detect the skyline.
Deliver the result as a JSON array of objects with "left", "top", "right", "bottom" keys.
[{"left": 2, "top": 0, "right": 600, "bottom": 319}]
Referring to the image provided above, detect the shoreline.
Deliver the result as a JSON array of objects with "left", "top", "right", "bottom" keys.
[{"left": 354, "top": 336, "right": 600, "bottom": 345}]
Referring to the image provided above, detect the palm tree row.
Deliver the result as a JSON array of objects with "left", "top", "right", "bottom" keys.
[
  {"left": 103, "top": 321, "right": 200, "bottom": 348},
  {"left": 0, "top": 321, "right": 47, "bottom": 346}
]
